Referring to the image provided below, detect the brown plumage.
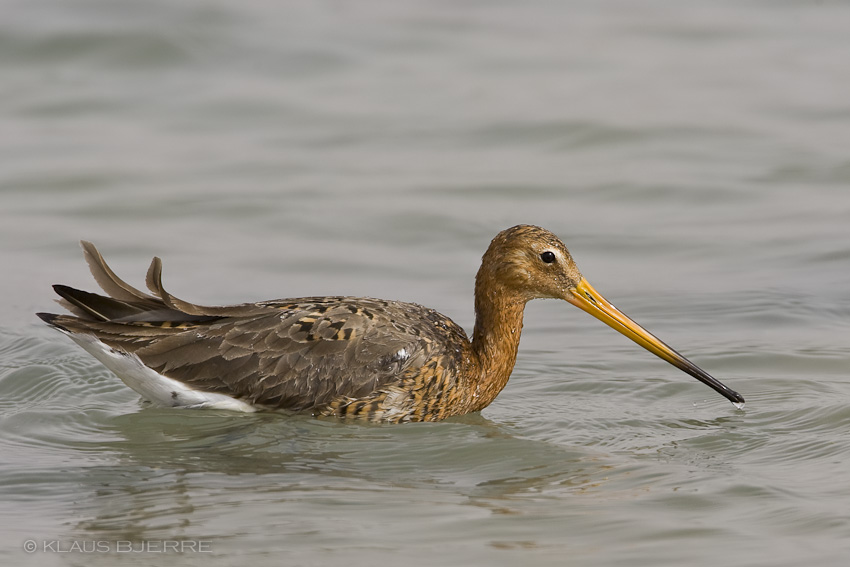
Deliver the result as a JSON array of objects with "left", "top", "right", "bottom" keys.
[{"left": 37, "top": 225, "right": 744, "bottom": 423}]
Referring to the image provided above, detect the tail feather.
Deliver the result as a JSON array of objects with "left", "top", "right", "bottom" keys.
[
  {"left": 51, "top": 284, "right": 202, "bottom": 323},
  {"left": 144, "top": 255, "right": 259, "bottom": 317},
  {"left": 53, "top": 284, "right": 138, "bottom": 321},
  {"left": 79, "top": 241, "right": 230, "bottom": 319},
  {"left": 36, "top": 312, "right": 61, "bottom": 326},
  {"left": 38, "top": 241, "right": 269, "bottom": 329},
  {"left": 81, "top": 240, "right": 158, "bottom": 303}
]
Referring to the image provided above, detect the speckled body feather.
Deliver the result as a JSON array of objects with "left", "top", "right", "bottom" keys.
[{"left": 44, "top": 293, "right": 473, "bottom": 421}]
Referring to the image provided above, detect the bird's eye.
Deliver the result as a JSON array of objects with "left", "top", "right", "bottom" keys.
[{"left": 540, "top": 251, "right": 556, "bottom": 264}]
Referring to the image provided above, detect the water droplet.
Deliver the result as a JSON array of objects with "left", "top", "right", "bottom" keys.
[{"left": 732, "top": 401, "right": 745, "bottom": 411}]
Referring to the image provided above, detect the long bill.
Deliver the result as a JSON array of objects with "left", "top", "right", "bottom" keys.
[{"left": 565, "top": 278, "right": 745, "bottom": 407}]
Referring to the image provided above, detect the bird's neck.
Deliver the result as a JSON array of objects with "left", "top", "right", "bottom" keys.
[{"left": 468, "top": 277, "right": 526, "bottom": 412}]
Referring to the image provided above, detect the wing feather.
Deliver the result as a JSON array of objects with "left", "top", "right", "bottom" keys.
[
  {"left": 42, "top": 242, "right": 470, "bottom": 415},
  {"left": 51, "top": 298, "right": 465, "bottom": 412}
]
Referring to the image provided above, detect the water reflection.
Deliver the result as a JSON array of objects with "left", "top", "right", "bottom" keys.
[{"left": 62, "top": 408, "right": 622, "bottom": 544}]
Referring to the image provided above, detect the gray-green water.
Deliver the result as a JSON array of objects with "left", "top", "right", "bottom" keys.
[{"left": 2, "top": 1, "right": 850, "bottom": 565}]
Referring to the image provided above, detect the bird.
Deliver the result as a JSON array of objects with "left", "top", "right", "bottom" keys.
[{"left": 37, "top": 225, "right": 744, "bottom": 423}]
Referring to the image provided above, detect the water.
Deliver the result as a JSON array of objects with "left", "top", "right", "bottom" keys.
[{"left": 2, "top": 0, "right": 850, "bottom": 565}]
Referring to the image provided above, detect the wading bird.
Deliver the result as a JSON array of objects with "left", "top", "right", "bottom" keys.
[{"left": 38, "top": 225, "right": 744, "bottom": 422}]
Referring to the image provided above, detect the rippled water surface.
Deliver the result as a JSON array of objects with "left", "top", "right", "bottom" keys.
[{"left": 2, "top": 1, "right": 850, "bottom": 565}]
